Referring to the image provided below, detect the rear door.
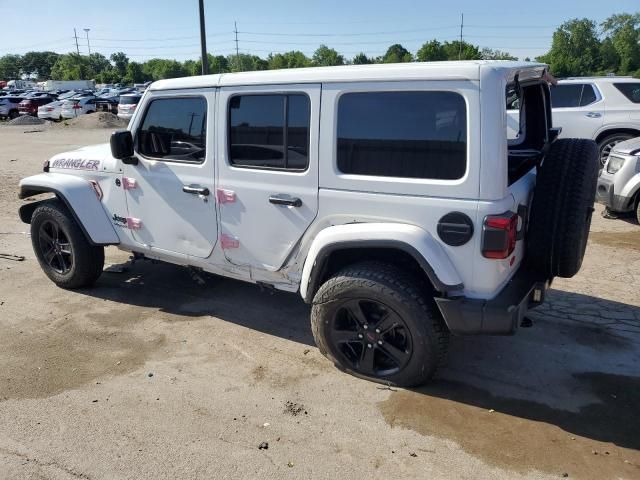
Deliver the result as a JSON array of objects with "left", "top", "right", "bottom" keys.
[
  {"left": 216, "top": 84, "right": 320, "bottom": 271},
  {"left": 550, "top": 83, "right": 603, "bottom": 138}
]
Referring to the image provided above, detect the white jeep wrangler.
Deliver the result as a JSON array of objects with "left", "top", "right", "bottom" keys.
[{"left": 18, "top": 61, "right": 598, "bottom": 386}]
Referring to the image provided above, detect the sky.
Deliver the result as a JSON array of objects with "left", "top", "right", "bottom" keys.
[{"left": 0, "top": 0, "right": 638, "bottom": 62}]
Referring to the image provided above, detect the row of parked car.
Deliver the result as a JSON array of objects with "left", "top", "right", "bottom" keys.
[{"left": 0, "top": 87, "right": 143, "bottom": 121}]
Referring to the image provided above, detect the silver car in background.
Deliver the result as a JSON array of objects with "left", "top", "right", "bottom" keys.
[
  {"left": 597, "top": 136, "right": 640, "bottom": 223},
  {"left": 117, "top": 93, "right": 142, "bottom": 120}
]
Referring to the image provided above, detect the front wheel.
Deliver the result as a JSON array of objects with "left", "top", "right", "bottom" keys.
[
  {"left": 598, "top": 133, "right": 633, "bottom": 167},
  {"left": 31, "top": 200, "right": 104, "bottom": 289},
  {"left": 311, "top": 262, "right": 449, "bottom": 387}
]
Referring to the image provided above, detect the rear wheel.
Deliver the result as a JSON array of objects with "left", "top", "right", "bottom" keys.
[
  {"left": 311, "top": 262, "right": 449, "bottom": 387},
  {"left": 31, "top": 200, "right": 104, "bottom": 289},
  {"left": 598, "top": 133, "right": 634, "bottom": 167},
  {"left": 8, "top": 109, "right": 18, "bottom": 119}
]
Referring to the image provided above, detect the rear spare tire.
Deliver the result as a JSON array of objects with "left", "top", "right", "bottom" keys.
[{"left": 527, "top": 139, "right": 598, "bottom": 279}]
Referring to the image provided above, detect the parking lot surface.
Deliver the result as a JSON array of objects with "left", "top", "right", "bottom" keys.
[{"left": 0, "top": 125, "right": 639, "bottom": 479}]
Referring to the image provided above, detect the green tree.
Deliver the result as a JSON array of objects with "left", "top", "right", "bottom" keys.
[
  {"left": 601, "top": 13, "right": 640, "bottom": 74},
  {"left": 312, "top": 45, "right": 345, "bottom": 66},
  {"left": 481, "top": 48, "right": 517, "bottom": 60},
  {"left": 382, "top": 44, "right": 412, "bottom": 63},
  {"left": 352, "top": 52, "right": 374, "bottom": 64},
  {"left": 267, "top": 51, "right": 310, "bottom": 69},
  {"left": 50, "top": 54, "right": 93, "bottom": 80},
  {"left": 123, "top": 61, "right": 148, "bottom": 84},
  {"left": 142, "top": 58, "right": 188, "bottom": 80},
  {"left": 228, "top": 53, "right": 268, "bottom": 72},
  {"left": 88, "top": 53, "right": 111, "bottom": 75},
  {"left": 416, "top": 40, "right": 447, "bottom": 61},
  {"left": 0, "top": 54, "right": 22, "bottom": 79},
  {"left": 536, "top": 18, "right": 601, "bottom": 76},
  {"left": 21, "top": 51, "right": 59, "bottom": 79},
  {"left": 440, "top": 40, "right": 482, "bottom": 60},
  {"left": 599, "top": 37, "right": 620, "bottom": 73},
  {"left": 110, "top": 52, "right": 129, "bottom": 78}
]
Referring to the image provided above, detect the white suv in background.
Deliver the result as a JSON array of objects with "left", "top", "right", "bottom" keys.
[{"left": 509, "top": 77, "right": 640, "bottom": 166}]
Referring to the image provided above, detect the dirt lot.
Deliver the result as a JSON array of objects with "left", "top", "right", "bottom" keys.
[{"left": 0, "top": 124, "right": 639, "bottom": 479}]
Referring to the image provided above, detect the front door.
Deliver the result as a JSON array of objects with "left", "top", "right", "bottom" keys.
[
  {"left": 216, "top": 84, "right": 320, "bottom": 272},
  {"left": 123, "top": 91, "right": 217, "bottom": 258}
]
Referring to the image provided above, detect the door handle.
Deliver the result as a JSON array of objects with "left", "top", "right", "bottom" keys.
[
  {"left": 585, "top": 112, "right": 602, "bottom": 118},
  {"left": 183, "top": 185, "right": 210, "bottom": 196},
  {"left": 269, "top": 195, "right": 302, "bottom": 207}
]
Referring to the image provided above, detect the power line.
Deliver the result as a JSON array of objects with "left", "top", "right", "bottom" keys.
[{"left": 238, "top": 26, "right": 460, "bottom": 37}]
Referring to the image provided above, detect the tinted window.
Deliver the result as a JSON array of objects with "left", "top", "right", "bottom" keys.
[
  {"left": 580, "top": 85, "right": 598, "bottom": 106},
  {"left": 137, "top": 97, "right": 207, "bottom": 162},
  {"left": 614, "top": 83, "right": 640, "bottom": 103},
  {"left": 550, "top": 84, "right": 583, "bottom": 108},
  {"left": 120, "top": 95, "right": 141, "bottom": 105},
  {"left": 337, "top": 91, "right": 466, "bottom": 180},
  {"left": 229, "top": 94, "right": 310, "bottom": 170}
]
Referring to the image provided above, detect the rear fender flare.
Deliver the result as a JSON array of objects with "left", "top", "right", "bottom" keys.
[
  {"left": 300, "top": 223, "right": 464, "bottom": 303},
  {"left": 19, "top": 173, "right": 120, "bottom": 246}
]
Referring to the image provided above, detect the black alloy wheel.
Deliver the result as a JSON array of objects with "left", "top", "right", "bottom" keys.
[
  {"left": 328, "top": 298, "right": 412, "bottom": 377},
  {"left": 38, "top": 219, "right": 73, "bottom": 274}
]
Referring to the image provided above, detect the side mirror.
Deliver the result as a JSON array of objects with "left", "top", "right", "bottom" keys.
[{"left": 110, "top": 130, "right": 137, "bottom": 165}]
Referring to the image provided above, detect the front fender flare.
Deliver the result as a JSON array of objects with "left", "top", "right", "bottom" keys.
[
  {"left": 19, "top": 173, "right": 120, "bottom": 246},
  {"left": 300, "top": 223, "right": 464, "bottom": 303}
]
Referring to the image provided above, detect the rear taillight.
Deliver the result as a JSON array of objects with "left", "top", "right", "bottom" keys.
[
  {"left": 72, "top": 104, "right": 82, "bottom": 109},
  {"left": 482, "top": 212, "right": 518, "bottom": 259}
]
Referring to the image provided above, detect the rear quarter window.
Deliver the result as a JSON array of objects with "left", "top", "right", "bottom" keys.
[
  {"left": 614, "top": 83, "right": 640, "bottom": 103},
  {"left": 336, "top": 91, "right": 467, "bottom": 180}
]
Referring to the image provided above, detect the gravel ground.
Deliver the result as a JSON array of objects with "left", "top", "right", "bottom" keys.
[{"left": 0, "top": 126, "right": 639, "bottom": 480}]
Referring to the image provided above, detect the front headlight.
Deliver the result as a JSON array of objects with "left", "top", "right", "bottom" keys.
[{"left": 606, "top": 155, "right": 625, "bottom": 174}]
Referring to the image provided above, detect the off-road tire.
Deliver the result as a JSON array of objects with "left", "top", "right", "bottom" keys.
[
  {"left": 31, "top": 200, "right": 104, "bottom": 289},
  {"left": 598, "top": 133, "right": 634, "bottom": 168},
  {"left": 527, "top": 138, "right": 598, "bottom": 279},
  {"left": 311, "top": 261, "right": 449, "bottom": 387}
]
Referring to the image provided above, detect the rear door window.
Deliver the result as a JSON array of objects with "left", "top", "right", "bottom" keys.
[
  {"left": 228, "top": 94, "right": 310, "bottom": 170},
  {"left": 614, "top": 83, "right": 640, "bottom": 103},
  {"left": 550, "top": 84, "right": 583, "bottom": 108},
  {"left": 336, "top": 91, "right": 467, "bottom": 180},
  {"left": 579, "top": 85, "right": 598, "bottom": 106}
]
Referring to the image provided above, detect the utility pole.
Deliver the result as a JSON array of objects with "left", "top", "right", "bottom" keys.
[
  {"left": 458, "top": 13, "right": 464, "bottom": 60},
  {"left": 198, "top": 0, "right": 208, "bottom": 75},
  {"left": 73, "top": 28, "right": 80, "bottom": 55},
  {"left": 84, "top": 28, "right": 91, "bottom": 55},
  {"left": 234, "top": 21, "right": 240, "bottom": 70}
]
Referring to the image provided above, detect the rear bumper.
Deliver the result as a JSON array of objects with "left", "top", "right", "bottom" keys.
[
  {"left": 435, "top": 269, "right": 547, "bottom": 335},
  {"left": 596, "top": 176, "right": 634, "bottom": 212}
]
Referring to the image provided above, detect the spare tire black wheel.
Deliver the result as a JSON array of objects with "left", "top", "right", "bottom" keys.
[{"left": 526, "top": 139, "right": 598, "bottom": 279}]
